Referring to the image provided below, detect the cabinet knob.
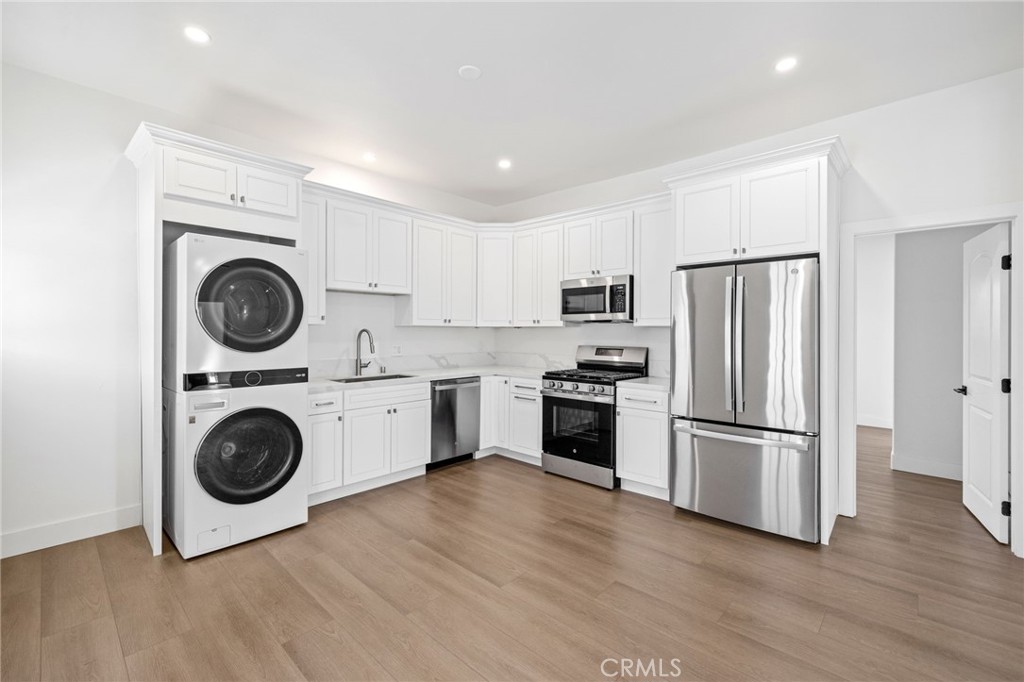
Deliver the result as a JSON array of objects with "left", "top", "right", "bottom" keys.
[
  {"left": 337, "top": 416, "right": 343, "bottom": 422},
  {"left": 741, "top": 248, "right": 747, "bottom": 254},
  {"left": 230, "top": 193, "right": 236, "bottom": 202},
  {"left": 240, "top": 195, "right": 246, "bottom": 204},
  {"left": 368, "top": 282, "right": 373, "bottom": 288},
  {"left": 374, "top": 283, "right": 379, "bottom": 288},
  {"left": 733, "top": 248, "right": 738, "bottom": 254}
]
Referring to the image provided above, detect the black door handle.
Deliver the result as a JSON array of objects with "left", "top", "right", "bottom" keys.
[{"left": 953, "top": 385, "right": 968, "bottom": 395}]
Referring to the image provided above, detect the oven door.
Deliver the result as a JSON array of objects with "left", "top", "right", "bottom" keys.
[{"left": 542, "top": 392, "right": 615, "bottom": 468}]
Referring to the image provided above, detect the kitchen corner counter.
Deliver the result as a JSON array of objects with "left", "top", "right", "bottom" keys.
[
  {"left": 307, "top": 365, "right": 546, "bottom": 395},
  {"left": 619, "top": 376, "right": 670, "bottom": 392}
]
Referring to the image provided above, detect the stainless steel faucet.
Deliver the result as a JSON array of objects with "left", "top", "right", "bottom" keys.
[{"left": 355, "top": 328, "right": 375, "bottom": 376}]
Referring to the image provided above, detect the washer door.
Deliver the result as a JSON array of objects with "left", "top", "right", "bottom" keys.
[
  {"left": 196, "top": 258, "right": 303, "bottom": 353},
  {"left": 195, "top": 408, "right": 303, "bottom": 504}
]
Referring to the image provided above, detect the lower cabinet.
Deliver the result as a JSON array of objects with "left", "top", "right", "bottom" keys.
[
  {"left": 480, "top": 376, "right": 509, "bottom": 449},
  {"left": 308, "top": 411, "right": 343, "bottom": 494},
  {"left": 615, "top": 387, "right": 670, "bottom": 495},
  {"left": 508, "top": 388, "right": 542, "bottom": 457},
  {"left": 344, "top": 400, "right": 431, "bottom": 485}
]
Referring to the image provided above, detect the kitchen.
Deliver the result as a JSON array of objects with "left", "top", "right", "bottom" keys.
[{"left": 3, "top": 3, "right": 1024, "bottom": 681}]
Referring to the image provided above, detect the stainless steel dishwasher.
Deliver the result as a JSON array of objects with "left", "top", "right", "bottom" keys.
[{"left": 430, "top": 377, "right": 481, "bottom": 466}]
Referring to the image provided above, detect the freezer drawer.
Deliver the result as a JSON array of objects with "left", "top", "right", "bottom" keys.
[{"left": 670, "top": 419, "right": 819, "bottom": 542}]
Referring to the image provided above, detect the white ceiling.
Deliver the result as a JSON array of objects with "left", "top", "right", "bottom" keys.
[{"left": 4, "top": 2, "right": 1022, "bottom": 206}]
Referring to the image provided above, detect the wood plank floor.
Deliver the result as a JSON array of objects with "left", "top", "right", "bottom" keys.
[{"left": 3, "top": 427, "right": 1022, "bottom": 681}]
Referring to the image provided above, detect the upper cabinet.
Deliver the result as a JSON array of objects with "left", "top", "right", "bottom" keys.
[
  {"left": 163, "top": 148, "right": 300, "bottom": 218},
  {"left": 563, "top": 211, "right": 634, "bottom": 279},
  {"left": 633, "top": 201, "right": 673, "bottom": 327},
  {"left": 670, "top": 152, "right": 838, "bottom": 265},
  {"left": 513, "top": 225, "right": 563, "bottom": 327},
  {"left": 325, "top": 198, "right": 412, "bottom": 294},
  {"left": 396, "top": 219, "right": 477, "bottom": 326},
  {"left": 477, "top": 232, "right": 514, "bottom": 327},
  {"left": 298, "top": 194, "right": 327, "bottom": 325}
]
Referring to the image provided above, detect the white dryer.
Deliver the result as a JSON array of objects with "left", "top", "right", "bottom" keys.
[
  {"left": 164, "top": 233, "right": 308, "bottom": 392},
  {"left": 163, "top": 375, "right": 308, "bottom": 559}
]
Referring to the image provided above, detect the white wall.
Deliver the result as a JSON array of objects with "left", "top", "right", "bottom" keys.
[
  {"left": 855, "top": 234, "right": 894, "bottom": 428},
  {"left": 892, "top": 224, "right": 989, "bottom": 480}
]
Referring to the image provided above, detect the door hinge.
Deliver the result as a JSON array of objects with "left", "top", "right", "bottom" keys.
[
  {"left": 1002, "top": 378, "right": 1011, "bottom": 394},
  {"left": 1001, "top": 254, "right": 1011, "bottom": 270},
  {"left": 1001, "top": 500, "right": 1011, "bottom": 517}
]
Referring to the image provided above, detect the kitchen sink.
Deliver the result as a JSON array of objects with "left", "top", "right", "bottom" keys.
[{"left": 330, "top": 374, "right": 414, "bottom": 384}]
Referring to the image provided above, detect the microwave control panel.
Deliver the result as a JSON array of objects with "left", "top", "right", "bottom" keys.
[{"left": 610, "top": 284, "right": 628, "bottom": 313}]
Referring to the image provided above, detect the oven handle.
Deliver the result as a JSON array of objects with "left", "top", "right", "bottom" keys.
[{"left": 540, "top": 389, "right": 615, "bottom": 405}]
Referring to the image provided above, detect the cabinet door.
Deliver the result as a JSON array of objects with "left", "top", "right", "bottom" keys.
[
  {"left": 236, "top": 164, "right": 299, "bottom": 217},
  {"left": 508, "top": 393, "right": 542, "bottom": 456},
  {"left": 563, "top": 218, "right": 595, "bottom": 279},
  {"left": 308, "top": 412, "right": 343, "bottom": 493},
  {"left": 615, "top": 407, "right": 668, "bottom": 488},
  {"left": 299, "top": 196, "right": 327, "bottom": 325},
  {"left": 477, "top": 232, "right": 513, "bottom": 327},
  {"left": 413, "top": 220, "right": 447, "bottom": 325},
  {"left": 163, "top": 148, "right": 236, "bottom": 207},
  {"left": 740, "top": 158, "right": 820, "bottom": 259},
  {"left": 343, "top": 406, "right": 391, "bottom": 484},
  {"left": 674, "top": 177, "right": 740, "bottom": 265},
  {"left": 512, "top": 231, "right": 538, "bottom": 326},
  {"left": 480, "top": 377, "right": 510, "bottom": 449},
  {"left": 447, "top": 227, "right": 477, "bottom": 326},
  {"left": 536, "top": 225, "right": 564, "bottom": 326},
  {"left": 326, "top": 201, "right": 373, "bottom": 291},
  {"left": 374, "top": 210, "right": 413, "bottom": 294},
  {"left": 595, "top": 211, "right": 633, "bottom": 275},
  {"left": 634, "top": 205, "right": 672, "bottom": 327},
  {"left": 391, "top": 400, "right": 431, "bottom": 472}
]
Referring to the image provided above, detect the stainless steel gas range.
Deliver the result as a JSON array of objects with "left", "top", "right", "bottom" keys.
[{"left": 540, "top": 345, "right": 648, "bottom": 489}]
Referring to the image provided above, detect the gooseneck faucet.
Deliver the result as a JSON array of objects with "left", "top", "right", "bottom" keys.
[{"left": 355, "top": 328, "right": 375, "bottom": 376}]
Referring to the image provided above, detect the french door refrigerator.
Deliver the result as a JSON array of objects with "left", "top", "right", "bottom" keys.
[{"left": 670, "top": 257, "right": 819, "bottom": 542}]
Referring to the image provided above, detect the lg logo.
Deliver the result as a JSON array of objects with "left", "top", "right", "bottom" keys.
[{"left": 601, "top": 658, "right": 683, "bottom": 679}]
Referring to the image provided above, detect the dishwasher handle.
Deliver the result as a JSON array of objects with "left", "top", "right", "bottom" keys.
[{"left": 432, "top": 380, "right": 481, "bottom": 392}]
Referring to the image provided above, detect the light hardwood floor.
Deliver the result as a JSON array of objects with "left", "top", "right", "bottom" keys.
[{"left": 3, "top": 427, "right": 1022, "bottom": 681}]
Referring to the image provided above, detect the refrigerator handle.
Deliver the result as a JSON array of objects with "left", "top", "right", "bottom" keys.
[
  {"left": 735, "top": 274, "right": 745, "bottom": 413},
  {"left": 673, "top": 423, "right": 809, "bottom": 452},
  {"left": 724, "top": 275, "right": 734, "bottom": 412}
]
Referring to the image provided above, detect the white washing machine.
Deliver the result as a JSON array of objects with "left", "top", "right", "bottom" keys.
[
  {"left": 163, "top": 377, "right": 308, "bottom": 559},
  {"left": 163, "top": 233, "right": 308, "bottom": 392}
]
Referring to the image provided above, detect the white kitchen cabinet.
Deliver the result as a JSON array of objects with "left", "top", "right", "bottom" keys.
[
  {"left": 479, "top": 376, "right": 509, "bottom": 450},
  {"left": 163, "top": 147, "right": 299, "bottom": 217},
  {"left": 343, "top": 405, "right": 391, "bottom": 485},
  {"left": 308, "top": 411, "right": 343, "bottom": 493},
  {"left": 326, "top": 199, "right": 412, "bottom": 294},
  {"left": 397, "top": 219, "right": 476, "bottom": 326},
  {"left": 477, "top": 233, "right": 514, "bottom": 326},
  {"left": 508, "top": 389, "right": 542, "bottom": 457},
  {"left": 740, "top": 158, "right": 820, "bottom": 259},
  {"left": 513, "top": 225, "right": 563, "bottom": 327},
  {"left": 673, "top": 158, "right": 821, "bottom": 265},
  {"left": 390, "top": 399, "right": 432, "bottom": 472},
  {"left": 615, "top": 406, "right": 669, "bottom": 490},
  {"left": 563, "top": 212, "right": 633, "bottom": 279},
  {"left": 633, "top": 202, "right": 673, "bottom": 327},
  {"left": 299, "top": 195, "right": 327, "bottom": 325}
]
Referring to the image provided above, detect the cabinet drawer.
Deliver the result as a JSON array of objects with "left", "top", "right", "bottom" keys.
[
  {"left": 343, "top": 382, "right": 431, "bottom": 410},
  {"left": 308, "top": 393, "right": 343, "bottom": 415},
  {"left": 508, "top": 378, "right": 542, "bottom": 396},
  {"left": 616, "top": 389, "right": 667, "bottom": 413}
]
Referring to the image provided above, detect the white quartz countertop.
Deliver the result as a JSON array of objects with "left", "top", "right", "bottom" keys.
[
  {"left": 619, "top": 376, "right": 670, "bottom": 392},
  {"left": 308, "top": 365, "right": 546, "bottom": 395}
]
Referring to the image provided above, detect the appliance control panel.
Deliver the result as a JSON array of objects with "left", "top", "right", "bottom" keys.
[
  {"left": 609, "top": 284, "right": 628, "bottom": 313},
  {"left": 542, "top": 379, "right": 614, "bottom": 397}
]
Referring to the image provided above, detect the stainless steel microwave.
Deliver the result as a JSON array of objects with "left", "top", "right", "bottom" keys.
[{"left": 560, "top": 275, "right": 633, "bottom": 323}]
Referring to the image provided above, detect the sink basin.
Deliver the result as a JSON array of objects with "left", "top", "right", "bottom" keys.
[{"left": 330, "top": 374, "right": 414, "bottom": 384}]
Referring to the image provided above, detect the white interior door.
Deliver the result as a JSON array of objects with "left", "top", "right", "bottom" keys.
[{"left": 961, "top": 223, "right": 1010, "bottom": 543}]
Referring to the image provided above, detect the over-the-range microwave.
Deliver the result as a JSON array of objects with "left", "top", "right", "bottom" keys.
[{"left": 560, "top": 275, "right": 633, "bottom": 323}]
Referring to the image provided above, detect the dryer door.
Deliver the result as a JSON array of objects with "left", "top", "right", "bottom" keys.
[
  {"left": 196, "top": 258, "right": 304, "bottom": 353},
  {"left": 195, "top": 407, "right": 303, "bottom": 504}
]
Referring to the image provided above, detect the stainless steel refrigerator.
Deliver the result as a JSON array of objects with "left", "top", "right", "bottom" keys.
[{"left": 670, "top": 257, "right": 820, "bottom": 542}]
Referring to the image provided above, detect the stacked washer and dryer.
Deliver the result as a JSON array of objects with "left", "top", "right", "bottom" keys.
[{"left": 162, "top": 233, "right": 310, "bottom": 558}]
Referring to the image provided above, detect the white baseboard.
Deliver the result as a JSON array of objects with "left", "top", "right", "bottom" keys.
[
  {"left": 891, "top": 451, "right": 962, "bottom": 481},
  {"left": 857, "top": 414, "right": 893, "bottom": 429},
  {"left": 491, "top": 449, "right": 542, "bottom": 467},
  {"left": 308, "top": 467, "right": 424, "bottom": 507},
  {"left": 1, "top": 504, "right": 142, "bottom": 559},
  {"left": 620, "top": 479, "right": 670, "bottom": 501}
]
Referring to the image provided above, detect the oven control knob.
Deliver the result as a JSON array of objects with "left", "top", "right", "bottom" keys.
[
  {"left": 555, "top": 381, "right": 564, "bottom": 389},
  {"left": 588, "top": 385, "right": 597, "bottom": 393},
  {"left": 596, "top": 385, "right": 605, "bottom": 394},
  {"left": 571, "top": 383, "right": 579, "bottom": 390}
]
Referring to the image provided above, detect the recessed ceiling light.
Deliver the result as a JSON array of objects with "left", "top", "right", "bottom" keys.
[
  {"left": 363, "top": 152, "right": 377, "bottom": 163},
  {"left": 184, "top": 25, "right": 211, "bottom": 45},
  {"left": 497, "top": 158, "right": 512, "bottom": 170},
  {"left": 458, "top": 65, "right": 482, "bottom": 81},
  {"left": 775, "top": 56, "right": 798, "bottom": 73}
]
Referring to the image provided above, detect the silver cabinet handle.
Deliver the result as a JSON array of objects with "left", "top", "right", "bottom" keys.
[
  {"left": 725, "top": 275, "right": 734, "bottom": 412},
  {"left": 513, "top": 384, "right": 536, "bottom": 391},
  {"left": 514, "top": 395, "right": 537, "bottom": 402},
  {"left": 313, "top": 400, "right": 336, "bottom": 407},
  {"left": 735, "top": 274, "right": 745, "bottom": 413},
  {"left": 673, "top": 424, "right": 809, "bottom": 452},
  {"left": 623, "top": 396, "right": 658, "bottom": 404}
]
